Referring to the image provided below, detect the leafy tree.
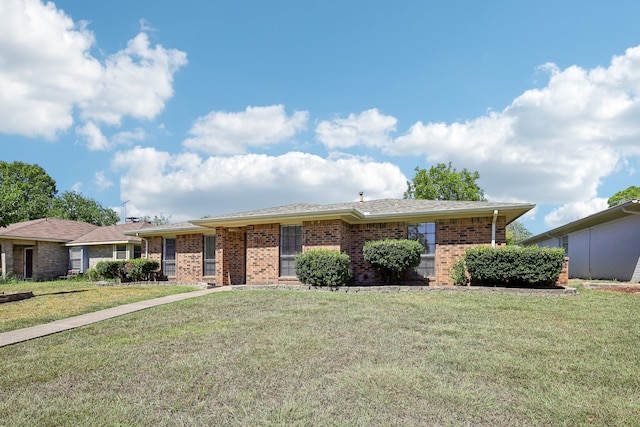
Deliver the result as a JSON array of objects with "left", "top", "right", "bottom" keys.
[
  {"left": 608, "top": 185, "right": 640, "bottom": 207},
  {"left": 404, "top": 162, "right": 485, "bottom": 201},
  {"left": 48, "top": 191, "right": 119, "bottom": 226},
  {"left": 0, "top": 161, "right": 57, "bottom": 227},
  {"left": 506, "top": 221, "right": 533, "bottom": 245}
]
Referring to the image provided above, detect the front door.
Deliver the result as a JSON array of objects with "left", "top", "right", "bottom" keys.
[{"left": 24, "top": 247, "right": 33, "bottom": 279}]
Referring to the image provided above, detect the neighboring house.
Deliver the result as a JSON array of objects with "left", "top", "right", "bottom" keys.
[
  {"left": 127, "top": 198, "right": 535, "bottom": 286},
  {"left": 65, "top": 222, "right": 154, "bottom": 273},
  {"left": 0, "top": 218, "right": 151, "bottom": 280},
  {"left": 520, "top": 199, "right": 640, "bottom": 282}
]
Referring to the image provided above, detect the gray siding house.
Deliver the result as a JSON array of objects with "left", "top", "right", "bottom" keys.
[{"left": 520, "top": 200, "right": 640, "bottom": 282}]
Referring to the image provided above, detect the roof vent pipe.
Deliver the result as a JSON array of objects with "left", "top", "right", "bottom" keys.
[{"left": 359, "top": 192, "right": 364, "bottom": 203}]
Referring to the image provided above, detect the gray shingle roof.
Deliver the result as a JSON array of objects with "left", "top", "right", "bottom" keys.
[
  {"left": 191, "top": 198, "right": 535, "bottom": 227},
  {"left": 66, "top": 222, "right": 154, "bottom": 245}
]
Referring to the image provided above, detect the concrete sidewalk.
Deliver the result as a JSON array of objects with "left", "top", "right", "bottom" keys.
[{"left": 0, "top": 286, "right": 230, "bottom": 348}]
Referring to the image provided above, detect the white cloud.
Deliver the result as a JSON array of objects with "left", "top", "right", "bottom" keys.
[
  {"left": 111, "top": 146, "right": 407, "bottom": 221},
  {"left": 384, "top": 45, "right": 640, "bottom": 214},
  {"left": 0, "top": 0, "right": 186, "bottom": 139},
  {"left": 76, "top": 122, "right": 146, "bottom": 151},
  {"left": 315, "top": 108, "right": 397, "bottom": 149},
  {"left": 71, "top": 182, "right": 83, "bottom": 193},
  {"left": 182, "top": 105, "right": 309, "bottom": 155},
  {"left": 79, "top": 33, "right": 187, "bottom": 125},
  {"left": 544, "top": 198, "right": 609, "bottom": 229},
  {"left": 77, "top": 121, "right": 109, "bottom": 151},
  {"left": 94, "top": 171, "right": 114, "bottom": 191}
]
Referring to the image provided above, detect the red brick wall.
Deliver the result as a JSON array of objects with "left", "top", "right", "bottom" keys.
[
  {"left": 246, "top": 224, "right": 279, "bottom": 284},
  {"left": 302, "top": 219, "right": 346, "bottom": 251},
  {"left": 434, "top": 216, "right": 506, "bottom": 286},
  {"left": 176, "top": 233, "right": 203, "bottom": 282},
  {"left": 217, "top": 227, "right": 246, "bottom": 286},
  {"left": 144, "top": 237, "right": 162, "bottom": 265},
  {"left": 349, "top": 222, "right": 407, "bottom": 285}
]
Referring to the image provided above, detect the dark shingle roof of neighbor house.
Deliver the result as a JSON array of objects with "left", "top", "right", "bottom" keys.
[
  {"left": 66, "top": 222, "right": 154, "bottom": 246},
  {"left": 188, "top": 198, "right": 535, "bottom": 228},
  {"left": 520, "top": 199, "right": 640, "bottom": 246},
  {"left": 0, "top": 218, "right": 98, "bottom": 242}
]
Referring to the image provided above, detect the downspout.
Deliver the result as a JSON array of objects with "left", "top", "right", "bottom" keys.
[{"left": 491, "top": 210, "right": 498, "bottom": 248}]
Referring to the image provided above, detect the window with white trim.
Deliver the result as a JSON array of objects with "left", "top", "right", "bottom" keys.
[
  {"left": 115, "top": 244, "right": 127, "bottom": 260},
  {"left": 280, "top": 225, "right": 302, "bottom": 277},
  {"left": 163, "top": 238, "right": 176, "bottom": 277},
  {"left": 203, "top": 235, "right": 216, "bottom": 276},
  {"left": 408, "top": 222, "right": 436, "bottom": 277},
  {"left": 70, "top": 247, "right": 83, "bottom": 271}
]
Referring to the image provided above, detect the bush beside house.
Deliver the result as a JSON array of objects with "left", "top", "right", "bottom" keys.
[
  {"left": 362, "top": 239, "right": 424, "bottom": 285},
  {"left": 457, "top": 246, "right": 566, "bottom": 287},
  {"left": 295, "top": 249, "right": 351, "bottom": 286},
  {"left": 93, "top": 259, "right": 160, "bottom": 282}
]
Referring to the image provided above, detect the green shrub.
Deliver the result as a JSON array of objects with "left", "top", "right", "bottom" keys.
[
  {"left": 95, "top": 260, "right": 125, "bottom": 280},
  {"left": 84, "top": 268, "right": 102, "bottom": 282},
  {"left": 94, "top": 259, "right": 159, "bottom": 282},
  {"left": 464, "top": 246, "right": 565, "bottom": 287},
  {"left": 124, "top": 259, "right": 160, "bottom": 281},
  {"left": 362, "top": 239, "right": 424, "bottom": 284},
  {"left": 295, "top": 249, "right": 351, "bottom": 286},
  {"left": 450, "top": 256, "right": 468, "bottom": 286}
]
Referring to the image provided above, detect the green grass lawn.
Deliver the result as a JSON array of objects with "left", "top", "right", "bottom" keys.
[
  {"left": 0, "top": 279, "right": 199, "bottom": 333},
  {"left": 1, "top": 284, "right": 639, "bottom": 426}
]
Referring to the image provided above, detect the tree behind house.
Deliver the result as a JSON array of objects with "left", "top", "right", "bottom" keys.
[{"left": 404, "top": 162, "right": 485, "bottom": 201}]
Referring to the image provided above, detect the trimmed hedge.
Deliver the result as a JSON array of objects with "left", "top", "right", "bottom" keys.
[
  {"left": 463, "top": 246, "right": 565, "bottom": 287},
  {"left": 295, "top": 249, "right": 351, "bottom": 286},
  {"left": 362, "top": 239, "right": 424, "bottom": 285},
  {"left": 94, "top": 259, "right": 160, "bottom": 282}
]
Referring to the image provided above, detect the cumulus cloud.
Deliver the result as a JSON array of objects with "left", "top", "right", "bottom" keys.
[
  {"left": 0, "top": 0, "right": 186, "bottom": 139},
  {"left": 182, "top": 105, "right": 309, "bottom": 155},
  {"left": 544, "top": 198, "right": 609, "bottom": 229},
  {"left": 111, "top": 146, "right": 407, "bottom": 221},
  {"left": 316, "top": 108, "right": 397, "bottom": 149},
  {"left": 94, "top": 171, "right": 114, "bottom": 191},
  {"left": 383, "top": 45, "right": 640, "bottom": 220},
  {"left": 79, "top": 32, "right": 187, "bottom": 125}
]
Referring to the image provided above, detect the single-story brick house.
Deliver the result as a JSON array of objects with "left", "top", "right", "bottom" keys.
[
  {"left": 127, "top": 198, "right": 535, "bottom": 286},
  {"left": 520, "top": 199, "right": 640, "bottom": 282},
  {"left": 0, "top": 218, "right": 151, "bottom": 280}
]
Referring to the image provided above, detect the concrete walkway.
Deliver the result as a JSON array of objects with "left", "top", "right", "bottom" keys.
[{"left": 0, "top": 286, "right": 230, "bottom": 348}]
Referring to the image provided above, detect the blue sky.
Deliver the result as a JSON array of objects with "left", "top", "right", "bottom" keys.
[{"left": 1, "top": 0, "right": 640, "bottom": 235}]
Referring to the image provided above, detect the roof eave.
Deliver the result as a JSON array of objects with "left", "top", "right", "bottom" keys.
[
  {"left": 520, "top": 199, "right": 640, "bottom": 245},
  {"left": 66, "top": 239, "right": 141, "bottom": 247}
]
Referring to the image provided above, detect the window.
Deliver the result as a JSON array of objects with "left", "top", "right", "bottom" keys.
[
  {"left": 408, "top": 222, "right": 436, "bottom": 277},
  {"left": 115, "top": 244, "right": 127, "bottom": 260},
  {"left": 163, "top": 238, "right": 176, "bottom": 277},
  {"left": 203, "top": 235, "right": 216, "bottom": 276},
  {"left": 133, "top": 245, "right": 141, "bottom": 259},
  {"left": 70, "top": 247, "right": 83, "bottom": 271},
  {"left": 280, "top": 225, "right": 302, "bottom": 277}
]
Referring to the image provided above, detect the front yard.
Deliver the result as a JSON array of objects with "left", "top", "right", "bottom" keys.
[
  {"left": 0, "top": 279, "right": 198, "bottom": 333},
  {"left": 1, "top": 282, "right": 639, "bottom": 425}
]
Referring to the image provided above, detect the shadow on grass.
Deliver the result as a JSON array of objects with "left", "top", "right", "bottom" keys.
[{"left": 37, "top": 289, "right": 92, "bottom": 297}]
